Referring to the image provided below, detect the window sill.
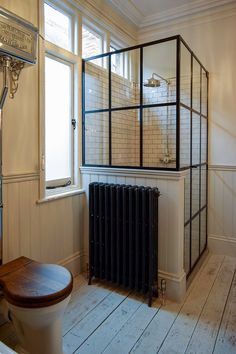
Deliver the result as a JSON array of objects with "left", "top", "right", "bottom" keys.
[{"left": 37, "top": 186, "right": 85, "bottom": 204}]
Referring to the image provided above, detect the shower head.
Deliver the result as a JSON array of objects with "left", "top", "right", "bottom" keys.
[
  {"left": 144, "top": 72, "right": 170, "bottom": 87},
  {"left": 144, "top": 76, "right": 160, "bottom": 87}
]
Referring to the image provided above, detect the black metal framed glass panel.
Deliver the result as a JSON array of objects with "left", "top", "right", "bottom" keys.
[
  {"left": 143, "top": 105, "right": 176, "bottom": 168},
  {"left": 111, "top": 109, "right": 140, "bottom": 166},
  {"left": 180, "top": 43, "right": 191, "bottom": 107},
  {"left": 82, "top": 35, "right": 208, "bottom": 277},
  {"left": 84, "top": 58, "right": 109, "bottom": 111},
  {"left": 111, "top": 48, "right": 140, "bottom": 109},
  {"left": 180, "top": 107, "right": 191, "bottom": 168},
  {"left": 84, "top": 111, "right": 109, "bottom": 165},
  {"left": 143, "top": 40, "right": 177, "bottom": 105},
  {"left": 180, "top": 38, "right": 208, "bottom": 278},
  {"left": 192, "top": 58, "right": 201, "bottom": 113}
]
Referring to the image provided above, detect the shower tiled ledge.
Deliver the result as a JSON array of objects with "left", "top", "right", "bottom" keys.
[{"left": 80, "top": 166, "right": 189, "bottom": 181}]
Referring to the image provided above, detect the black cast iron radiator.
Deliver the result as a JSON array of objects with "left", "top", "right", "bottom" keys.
[{"left": 88, "top": 182, "right": 160, "bottom": 306}]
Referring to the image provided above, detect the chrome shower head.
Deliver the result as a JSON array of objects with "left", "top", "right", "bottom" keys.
[
  {"left": 144, "top": 75, "right": 160, "bottom": 87},
  {"left": 144, "top": 72, "right": 170, "bottom": 87}
]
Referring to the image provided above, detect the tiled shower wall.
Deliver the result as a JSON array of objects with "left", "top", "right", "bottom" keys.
[{"left": 85, "top": 62, "right": 178, "bottom": 167}]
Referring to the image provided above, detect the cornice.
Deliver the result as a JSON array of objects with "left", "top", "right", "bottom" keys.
[
  {"left": 140, "top": 0, "right": 236, "bottom": 28},
  {"left": 107, "top": 0, "right": 236, "bottom": 34},
  {"left": 108, "top": 0, "right": 142, "bottom": 25},
  {"left": 138, "top": 2, "right": 236, "bottom": 41}
]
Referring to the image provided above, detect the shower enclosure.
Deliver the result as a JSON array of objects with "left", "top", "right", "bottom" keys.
[{"left": 82, "top": 35, "right": 208, "bottom": 278}]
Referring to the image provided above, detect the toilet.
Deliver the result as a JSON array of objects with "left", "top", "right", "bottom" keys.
[{"left": 0, "top": 257, "right": 73, "bottom": 354}]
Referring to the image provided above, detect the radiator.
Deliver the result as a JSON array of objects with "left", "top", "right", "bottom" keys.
[{"left": 88, "top": 182, "right": 160, "bottom": 306}]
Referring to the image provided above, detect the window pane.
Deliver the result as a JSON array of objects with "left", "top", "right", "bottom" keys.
[
  {"left": 111, "top": 48, "right": 140, "bottom": 108},
  {"left": 192, "top": 167, "right": 200, "bottom": 216},
  {"left": 111, "top": 51, "right": 123, "bottom": 76},
  {"left": 82, "top": 25, "right": 102, "bottom": 63},
  {"left": 85, "top": 112, "right": 109, "bottom": 165},
  {"left": 192, "top": 58, "right": 201, "bottom": 112},
  {"left": 85, "top": 58, "right": 108, "bottom": 111},
  {"left": 192, "top": 113, "right": 200, "bottom": 165},
  {"left": 180, "top": 107, "right": 190, "bottom": 168},
  {"left": 184, "top": 224, "right": 190, "bottom": 275},
  {"left": 143, "top": 40, "right": 176, "bottom": 104},
  {"left": 180, "top": 43, "right": 191, "bottom": 107},
  {"left": 112, "top": 109, "right": 140, "bottom": 166},
  {"left": 143, "top": 106, "right": 176, "bottom": 168},
  {"left": 45, "top": 57, "right": 72, "bottom": 182},
  {"left": 191, "top": 215, "right": 200, "bottom": 267},
  {"left": 185, "top": 169, "right": 191, "bottom": 223},
  {"left": 44, "top": 3, "right": 72, "bottom": 51}
]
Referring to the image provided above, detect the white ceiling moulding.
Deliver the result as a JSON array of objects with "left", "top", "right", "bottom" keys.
[
  {"left": 108, "top": 0, "right": 142, "bottom": 25},
  {"left": 140, "top": 0, "right": 236, "bottom": 28},
  {"left": 108, "top": 0, "right": 236, "bottom": 30},
  {"left": 138, "top": 2, "right": 236, "bottom": 42}
]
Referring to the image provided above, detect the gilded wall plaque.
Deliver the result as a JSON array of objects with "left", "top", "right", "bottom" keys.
[{"left": 0, "top": 7, "right": 38, "bottom": 64}]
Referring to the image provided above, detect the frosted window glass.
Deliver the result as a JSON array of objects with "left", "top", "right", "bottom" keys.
[
  {"left": 44, "top": 3, "right": 72, "bottom": 51},
  {"left": 82, "top": 26, "right": 102, "bottom": 65},
  {"left": 45, "top": 57, "right": 72, "bottom": 182}
]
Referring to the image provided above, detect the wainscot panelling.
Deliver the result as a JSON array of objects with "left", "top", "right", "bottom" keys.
[
  {"left": 2, "top": 178, "right": 85, "bottom": 275},
  {"left": 208, "top": 166, "right": 236, "bottom": 257}
]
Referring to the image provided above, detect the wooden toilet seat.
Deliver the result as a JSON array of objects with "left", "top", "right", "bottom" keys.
[{"left": 0, "top": 257, "right": 73, "bottom": 308}]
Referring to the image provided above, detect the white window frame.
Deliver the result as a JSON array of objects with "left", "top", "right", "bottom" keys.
[
  {"left": 82, "top": 19, "right": 107, "bottom": 67},
  {"left": 39, "top": 0, "right": 81, "bottom": 199},
  {"left": 44, "top": 53, "right": 74, "bottom": 188},
  {"left": 110, "top": 38, "right": 129, "bottom": 79}
]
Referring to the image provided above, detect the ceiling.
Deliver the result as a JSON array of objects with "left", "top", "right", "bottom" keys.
[{"left": 107, "top": 0, "right": 236, "bottom": 28}]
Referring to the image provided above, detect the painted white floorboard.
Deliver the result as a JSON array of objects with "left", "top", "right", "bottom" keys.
[
  {"left": 185, "top": 257, "right": 236, "bottom": 354},
  {"left": 213, "top": 270, "right": 236, "bottom": 354},
  {"left": 102, "top": 301, "right": 159, "bottom": 354},
  {"left": 63, "top": 282, "right": 113, "bottom": 334},
  {"left": 1, "top": 254, "right": 236, "bottom": 354},
  {"left": 64, "top": 289, "right": 129, "bottom": 354},
  {"left": 77, "top": 294, "right": 143, "bottom": 354},
  {"left": 157, "top": 255, "right": 224, "bottom": 354}
]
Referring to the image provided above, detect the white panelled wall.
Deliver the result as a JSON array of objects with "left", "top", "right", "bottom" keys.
[{"left": 208, "top": 166, "right": 236, "bottom": 256}]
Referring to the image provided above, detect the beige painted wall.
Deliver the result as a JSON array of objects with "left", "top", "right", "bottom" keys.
[
  {"left": 0, "top": 0, "right": 86, "bottom": 271},
  {"left": 0, "top": 0, "right": 137, "bottom": 272}
]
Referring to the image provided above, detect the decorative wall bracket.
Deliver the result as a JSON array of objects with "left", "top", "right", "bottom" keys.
[{"left": 0, "top": 57, "right": 24, "bottom": 99}]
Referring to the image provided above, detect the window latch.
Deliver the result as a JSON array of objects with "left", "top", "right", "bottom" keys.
[{"left": 72, "top": 118, "right": 76, "bottom": 130}]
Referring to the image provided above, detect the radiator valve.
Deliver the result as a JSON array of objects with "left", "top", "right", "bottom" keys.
[{"left": 160, "top": 279, "right": 166, "bottom": 306}]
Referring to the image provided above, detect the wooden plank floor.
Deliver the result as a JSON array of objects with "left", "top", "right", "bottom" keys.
[{"left": 0, "top": 254, "right": 236, "bottom": 354}]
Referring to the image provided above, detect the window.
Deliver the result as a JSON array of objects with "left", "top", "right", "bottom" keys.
[
  {"left": 44, "top": 1, "right": 77, "bottom": 190},
  {"left": 110, "top": 44, "right": 124, "bottom": 76},
  {"left": 44, "top": 2, "right": 73, "bottom": 51},
  {"left": 82, "top": 24, "right": 104, "bottom": 66},
  {"left": 45, "top": 56, "right": 73, "bottom": 185}
]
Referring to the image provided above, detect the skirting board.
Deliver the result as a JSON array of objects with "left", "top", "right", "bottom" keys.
[
  {"left": 158, "top": 270, "right": 186, "bottom": 303},
  {"left": 208, "top": 234, "right": 236, "bottom": 257},
  {"left": 58, "top": 251, "right": 85, "bottom": 276},
  {"left": 83, "top": 253, "right": 186, "bottom": 302}
]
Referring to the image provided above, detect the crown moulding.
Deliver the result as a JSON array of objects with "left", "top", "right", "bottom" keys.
[{"left": 108, "top": 0, "right": 236, "bottom": 29}]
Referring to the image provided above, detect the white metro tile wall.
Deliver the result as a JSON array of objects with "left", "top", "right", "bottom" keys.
[{"left": 85, "top": 62, "right": 200, "bottom": 168}]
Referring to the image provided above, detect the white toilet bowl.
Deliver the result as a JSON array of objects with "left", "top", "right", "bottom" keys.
[
  {"left": 8, "top": 296, "right": 71, "bottom": 354},
  {"left": 0, "top": 341, "right": 17, "bottom": 354},
  {"left": 0, "top": 257, "right": 73, "bottom": 354}
]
